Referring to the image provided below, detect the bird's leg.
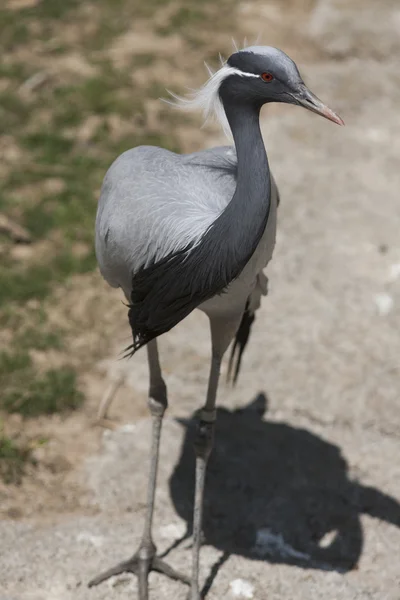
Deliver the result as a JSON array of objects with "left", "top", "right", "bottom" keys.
[
  {"left": 188, "top": 316, "right": 241, "bottom": 600},
  {"left": 89, "top": 339, "right": 190, "bottom": 598},
  {"left": 188, "top": 362, "right": 218, "bottom": 600}
]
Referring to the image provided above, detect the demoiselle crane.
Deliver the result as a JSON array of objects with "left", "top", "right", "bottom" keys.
[{"left": 89, "top": 46, "right": 343, "bottom": 599}]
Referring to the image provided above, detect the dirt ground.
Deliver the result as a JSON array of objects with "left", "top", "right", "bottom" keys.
[{"left": 1, "top": 0, "right": 400, "bottom": 598}]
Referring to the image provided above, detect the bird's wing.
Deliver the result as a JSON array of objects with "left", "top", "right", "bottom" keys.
[{"left": 95, "top": 144, "right": 237, "bottom": 293}]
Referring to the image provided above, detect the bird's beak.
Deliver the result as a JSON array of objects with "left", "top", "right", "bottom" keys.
[{"left": 294, "top": 86, "right": 344, "bottom": 126}]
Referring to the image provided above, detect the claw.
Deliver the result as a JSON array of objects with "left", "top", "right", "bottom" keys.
[
  {"left": 88, "top": 559, "right": 135, "bottom": 587},
  {"left": 88, "top": 551, "right": 190, "bottom": 597},
  {"left": 153, "top": 556, "right": 191, "bottom": 585}
]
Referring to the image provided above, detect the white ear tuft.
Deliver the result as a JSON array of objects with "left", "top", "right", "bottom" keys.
[
  {"left": 164, "top": 63, "right": 259, "bottom": 140},
  {"left": 164, "top": 64, "right": 235, "bottom": 139}
]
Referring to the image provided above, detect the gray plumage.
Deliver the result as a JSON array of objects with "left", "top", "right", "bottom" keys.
[
  {"left": 89, "top": 45, "right": 343, "bottom": 600},
  {"left": 96, "top": 143, "right": 278, "bottom": 318}
]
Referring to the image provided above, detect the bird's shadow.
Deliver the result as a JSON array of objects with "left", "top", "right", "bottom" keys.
[{"left": 167, "top": 393, "right": 400, "bottom": 594}]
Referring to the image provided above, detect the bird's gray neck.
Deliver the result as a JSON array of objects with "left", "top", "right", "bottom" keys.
[{"left": 210, "top": 98, "right": 271, "bottom": 268}]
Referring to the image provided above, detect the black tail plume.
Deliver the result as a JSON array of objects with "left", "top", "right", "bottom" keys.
[{"left": 227, "top": 300, "right": 255, "bottom": 385}]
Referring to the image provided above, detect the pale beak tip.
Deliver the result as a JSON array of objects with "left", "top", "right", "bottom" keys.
[
  {"left": 335, "top": 114, "right": 345, "bottom": 127},
  {"left": 323, "top": 106, "right": 345, "bottom": 127},
  {"left": 298, "top": 88, "right": 345, "bottom": 127}
]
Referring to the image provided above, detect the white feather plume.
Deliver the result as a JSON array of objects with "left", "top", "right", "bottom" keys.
[{"left": 166, "top": 63, "right": 258, "bottom": 139}]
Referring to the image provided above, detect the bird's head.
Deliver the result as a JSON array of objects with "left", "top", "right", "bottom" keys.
[
  {"left": 221, "top": 46, "right": 344, "bottom": 125},
  {"left": 170, "top": 45, "right": 343, "bottom": 136}
]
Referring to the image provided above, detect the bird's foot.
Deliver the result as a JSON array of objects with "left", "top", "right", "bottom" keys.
[{"left": 88, "top": 544, "right": 190, "bottom": 599}]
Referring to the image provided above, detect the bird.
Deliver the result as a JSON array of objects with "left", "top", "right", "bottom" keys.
[{"left": 88, "top": 45, "right": 343, "bottom": 600}]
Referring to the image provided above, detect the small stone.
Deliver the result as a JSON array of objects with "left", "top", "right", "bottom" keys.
[
  {"left": 119, "top": 423, "right": 136, "bottom": 433},
  {"left": 388, "top": 263, "right": 400, "bottom": 282},
  {"left": 229, "top": 578, "right": 255, "bottom": 598},
  {"left": 159, "top": 521, "right": 186, "bottom": 539},
  {"left": 76, "top": 532, "right": 104, "bottom": 547},
  {"left": 374, "top": 293, "right": 394, "bottom": 316}
]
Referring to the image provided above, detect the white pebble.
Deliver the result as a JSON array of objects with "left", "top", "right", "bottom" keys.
[
  {"left": 374, "top": 293, "right": 394, "bottom": 316},
  {"left": 229, "top": 579, "right": 255, "bottom": 598},
  {"left": 119, "top": 423, "right": 136, "bottom": 433},
  {"left": 159, "top": 522, "right": 186, "bottom": 539},
  {"left": 76, "top": 532, "right": 104, "bottom": 547},
  {"left": 388, "top": 263, "right": 400, "bottom": 282}
]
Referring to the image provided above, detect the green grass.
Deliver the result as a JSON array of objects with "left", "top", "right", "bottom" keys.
[
  {"left": 0, "top": 263, "right": 52, "bottom": 304},
  {"left": 0, "top": 349, "right": 83, "bottom": 417},
  {"left": 157, "top": 6, "right": 206, "bottom": 35},
  {"left": 15, "top": 327, "right": 64, "bottom": 351},
  {"left": 132, "top": 54, "right": 157, "bottom": 68},
  {"left": 0, "top": 10, "right": 30, "bottom": 50},
  {"left": 0, "top": 432, "right": 33, "bottom": 485},
  {"left": 0, "top": 91, "right": 32, "bottom": 130},
  {"left": 0, "top": 350, "right": 31, "bottom": 375},
  {"left": 21, "top": 132, "right": 75, "bottom": 164},
  {"left": 2, "top": 367, "right": 83, "bottom": 417}
]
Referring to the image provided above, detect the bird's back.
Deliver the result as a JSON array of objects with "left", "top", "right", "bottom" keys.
[{"left": 95, "top": 145, "right": 238, "bottom": 296}]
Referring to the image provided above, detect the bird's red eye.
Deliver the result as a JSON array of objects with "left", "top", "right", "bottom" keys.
[{"left": 261, "top": 72, "right": 273, "bottom": 82}]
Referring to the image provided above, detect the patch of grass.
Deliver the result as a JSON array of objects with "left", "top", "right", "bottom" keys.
[
  {"left": 28, "top": 0, "right": 80, "bottom": 20},
  {"left": 0, "top": 351, "right": 83, "bottom": 417},
  {"left": 21, "top": 201, "right": 59, "bottom": 238},
  {"left": 15, "top": 326, "right": 64, "bottom": 351},
  {"left": 0, "top": 432, "right": 33, "bottom": 484},
  {"left": 158, "top": 6, "right": 206, "bottom": 35},
  {"left": 0, "top": 246, "right": 97, "bottom": 306},
  {"left": 21, "top": 132, "right": 75, "bottom": 165},
  {"left": 0, "top": 263, "right": 52, "bottom": 304},
  {"left": 3, "top": 367, "right": 83, "bottom": 417},
  {"left": 0, "top": 0, "right": 80, "bottom": 48},
  {"left": 132, "top": 53, "right": 157, "bottom": 68},
  {"left": 0, "top": 90, "right": 32, "bottom": 130},
  {"left": 52, "top": 247, "right": 97, "bottom": 277},
  {"left": 146, "top": 80, "right": 169, "bottom": 101},
  {"left": 52, "top": 99, "right": 84, "bottom": 128},
  {"left": 0, "top": 62, "right": 29, "bottom": 80},
  {"left": 0, "top": 9, "right": 30, "bottom": 50},
  {"left": 82, "top": 77, "right": 121, "bottom": 114},
  {"left": 0, "top": 350, "right": 31, "bottom": 376}
]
